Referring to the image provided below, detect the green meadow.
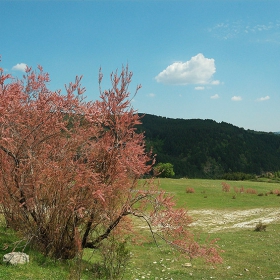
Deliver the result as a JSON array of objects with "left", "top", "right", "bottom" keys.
[{"left": 1, "top": 178, "right": 280, "bottom": 279}]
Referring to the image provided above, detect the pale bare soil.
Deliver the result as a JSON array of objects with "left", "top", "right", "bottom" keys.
[{"left": 189, "top": 207, "right": 280, "bottom": 232}]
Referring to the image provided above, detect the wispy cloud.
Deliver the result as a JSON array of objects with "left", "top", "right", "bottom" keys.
[
  {"left": 209, "top": 20, "right": 280, "bottom": 42},
  {"left": 256, "top": 95, "right": 270, "bottom": 102},
  {"left": 195, "top": 86, "right": 205, "bottom": 90},
  {"left": 148, "top": 93, "right": 155, "bottom": 98},
  {"left": 12, "top": 63, "right": 27, "bottom": 72},
  {"left": 231, "top": 96, "right": 242, "bottom": 101},
  {"left": 211, "top": 94, "right": 219, "bottom": 99},
  {"left": 155, "top": 53, "right": 220, "bottom": 85},
  {"left": 211, "top": 80, "right": 220, "bottom": 85}
]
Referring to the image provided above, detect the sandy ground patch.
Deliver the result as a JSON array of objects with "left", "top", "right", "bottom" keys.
[{"left": 189, "top": 208, "right": 280, "bottom": 232}]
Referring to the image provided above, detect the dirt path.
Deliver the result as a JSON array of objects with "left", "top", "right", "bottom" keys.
[{"left": 189, "top": 207, "right": 280, "bottom": 232}]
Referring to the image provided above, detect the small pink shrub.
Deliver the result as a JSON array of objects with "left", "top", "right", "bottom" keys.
[
  {"left": 234, "top": 187, "right": 239, "bottom": 193},
  {"left": 186, "top": 187, "right": 195, "bottom": 193},
  {"left": 246, "top": 188, "right": 257, "bottom": 194},
  {"left": 222, "top": 182, "right": 231, "bottom": 192},
  {"left": 273, "top": 189, "right": 280, "bottom": 195}
]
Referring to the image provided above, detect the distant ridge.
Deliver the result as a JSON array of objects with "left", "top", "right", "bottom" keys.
[{"left": 137, "top": 114, "right": 280, "bottom": 178}]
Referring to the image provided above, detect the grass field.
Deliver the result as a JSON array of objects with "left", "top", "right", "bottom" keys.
[{"left": 1, "top": 178, "right": 280, "bottom": 279}]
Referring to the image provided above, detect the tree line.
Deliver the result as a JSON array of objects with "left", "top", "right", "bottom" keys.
[{"left": 137, "top": 114, "right": 280, "bottom": 179}]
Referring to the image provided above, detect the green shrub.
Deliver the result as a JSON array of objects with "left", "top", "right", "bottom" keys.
[
  {"left": 222, "top": 172, "right": 255, "bottom": 181},
  {"left": 92, "top": 237, "right": 130, "bottom": 280},
  {"left": 254, "top": 222, "right": 267, "bottom": 232},
  {"left": 154, "top": 162, "right": 175, "bottom": 178}
]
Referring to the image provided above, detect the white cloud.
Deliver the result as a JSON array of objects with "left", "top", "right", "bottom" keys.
[
  {"left": 256, "top": 95, "right": 270, "bottom": 101},
  {"left": 211, "top": 94, "right": 219, "bottom": 99},
  {"left": 148, "top": 93, "right": 155, "bottom": 98},
  {"left": 12, "top": 63, "right": 27, "bottom": 72},
  {"left": 231, "top": 96, "right": 242, "bottom": 101},
  {"left": 195, "top": 86, "right": 205, "bottom": 90},
  {"left": 155, "top": 53, "right": 219, "bottom": 85}
]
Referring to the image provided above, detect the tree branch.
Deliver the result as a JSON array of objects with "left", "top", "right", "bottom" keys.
[
  {"left": 84, "top": 210, "right": 130, "bottom": 249},
  {"left": 0, "top": 145, "right": 19, "bottom": 167}
]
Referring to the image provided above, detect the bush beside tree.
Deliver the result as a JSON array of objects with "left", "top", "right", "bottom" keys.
[{"left": 154, "top": 162, "right": 175, "bottom": 178}]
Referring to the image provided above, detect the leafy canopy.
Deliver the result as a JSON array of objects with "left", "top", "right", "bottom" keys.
[{"left": 154, "top": 162, "right": 175, "bottom": 178}]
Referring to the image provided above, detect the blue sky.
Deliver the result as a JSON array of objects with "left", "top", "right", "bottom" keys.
[{"left": 2, "top": 0, "right": 280, "bottom": 132}]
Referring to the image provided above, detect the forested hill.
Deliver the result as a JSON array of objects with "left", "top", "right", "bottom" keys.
[{"left": 137, "top": 114, "right": 280, "bottom": 178}]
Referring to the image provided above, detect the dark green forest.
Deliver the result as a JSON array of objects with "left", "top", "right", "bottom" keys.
[{"left": 137, "top": 114, "right": 280, "bottom": 179}]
